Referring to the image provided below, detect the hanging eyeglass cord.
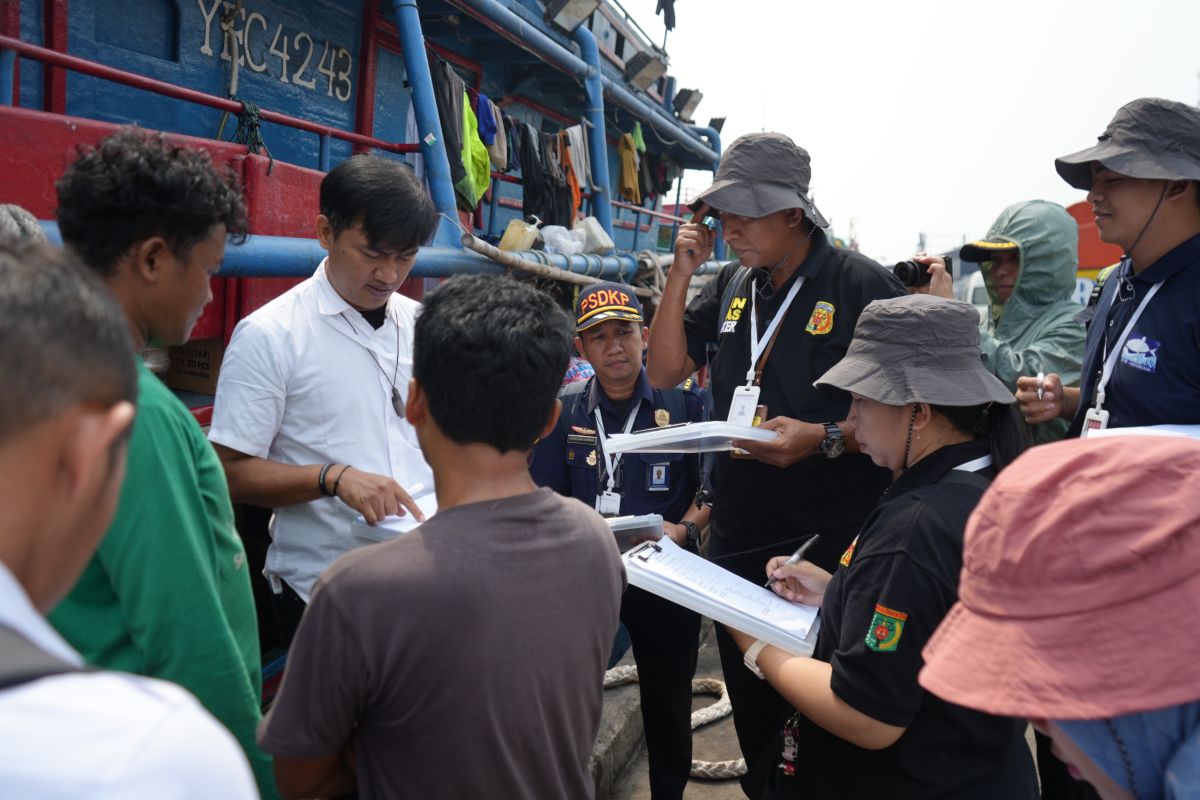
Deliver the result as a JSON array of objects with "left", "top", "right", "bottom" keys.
[{"left": 340, "top": 312, "right": 404, "bottom": 416}]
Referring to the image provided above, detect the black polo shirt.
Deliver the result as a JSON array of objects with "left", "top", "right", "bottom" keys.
[
  {"left": 1068, "top": 233, "right": 1200, "bottom": 437},
  {"left": 763, "top": 441, "right": 1037, "bottom": 799},
  {"left": 529, "top": 370, "right": 705, "bottom": 524},
  {"left": 682, "top": 230, "right": 903, "bottom": 568}
]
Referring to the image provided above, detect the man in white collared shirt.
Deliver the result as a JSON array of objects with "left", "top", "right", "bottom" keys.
[
  {"left": 210, "top": 156, "right": 436, "bottom": 643},
  {"left": 0, "top": 240, "right": 257, "bottom": 799}
]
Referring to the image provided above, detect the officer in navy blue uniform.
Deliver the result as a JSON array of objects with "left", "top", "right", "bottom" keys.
[{"left": 530, "top": 282, "right": 709, "bottom": 800}]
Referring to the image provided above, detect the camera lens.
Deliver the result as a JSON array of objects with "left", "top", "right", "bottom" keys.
[{"left": 893, "top": 260, "right": 932, "bottom": 287}]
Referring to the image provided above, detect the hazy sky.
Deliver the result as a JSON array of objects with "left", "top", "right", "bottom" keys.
[{"left": 618, "top": 0, "right": 1200, "bottom": 263}]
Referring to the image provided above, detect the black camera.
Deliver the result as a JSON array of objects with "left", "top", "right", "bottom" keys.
[{"left": 893, "top": 256, "right": 952, "bottom": 288}]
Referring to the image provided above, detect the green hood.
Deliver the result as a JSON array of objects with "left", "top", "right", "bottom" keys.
[
  {"left": 978, "top": 200, "right": 1078, "bottom": 328},
  {"left": 969, "top": 200, "right": 1086, "bottom": 444}
]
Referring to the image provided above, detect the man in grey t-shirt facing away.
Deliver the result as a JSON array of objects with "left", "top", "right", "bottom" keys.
[{"left": 259, "top": 275, "right": 627, "bottom": 800}]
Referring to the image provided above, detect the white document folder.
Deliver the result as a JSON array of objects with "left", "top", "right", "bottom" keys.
[
  {"left": 605, "top": 421, "right": 780, "bottom": 454},
  {"left": 351, "top": 489, "right": 440, "bottom": 543},
  {"left": 624, "top": 537, "right": 820, "bottom": 656}
]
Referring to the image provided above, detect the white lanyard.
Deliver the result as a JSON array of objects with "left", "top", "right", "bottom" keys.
[
  {"left": 746, "top": 276, "right": 805, "bottom": 385},
  {"left": 1095, "top": 281, "right": 1163, "bottom": 409},
  {"left": 594, "top": 399, "right": 642, "bottom": 497},
  {"left": 953, "top": 454, "right": 993, "bottom": 472}
]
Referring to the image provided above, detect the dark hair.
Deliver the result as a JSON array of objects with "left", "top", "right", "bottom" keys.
[
  {"left": 320, "top": 155, "right": 437, "bottom": 254},
  {"left": 414, "top": 275, "right": 572, "bottom": 452},
  {"left": 0, "top": 240, "right": 137, "bottom": 443},
  {"left": 55, "top": 128, "right": 247, "bottom": 276},
  {"left": 932, "top": 402, "right": 1030, "bottom": 471}
]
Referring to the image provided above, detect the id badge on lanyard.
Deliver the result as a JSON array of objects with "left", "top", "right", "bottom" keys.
[
  {"left": 594, "top": 400, "right": 641, "bottom": 515},
  {"left": 1081, "top": 279, "right": 1162, "bottom": 439},
  {"left": 726, "top": 276, "right": 805, "bottom": 427}
]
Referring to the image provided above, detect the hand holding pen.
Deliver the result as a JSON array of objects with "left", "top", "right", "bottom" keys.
[{"left": 765, "top": 534, "right": 821, "bottom": 588}]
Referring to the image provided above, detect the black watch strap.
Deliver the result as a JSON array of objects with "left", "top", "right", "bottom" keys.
[{"left": 680, "top": 521, "right": 701, "bottom": 548}]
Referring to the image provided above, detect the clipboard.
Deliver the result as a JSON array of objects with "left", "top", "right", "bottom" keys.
[{"left": 623, "top": 538, "right": 820, "bottom": 656}]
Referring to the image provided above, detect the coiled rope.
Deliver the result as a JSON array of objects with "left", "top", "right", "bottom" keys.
[{"left": 603, "top": 664, "right": 747, "bottom": 781}]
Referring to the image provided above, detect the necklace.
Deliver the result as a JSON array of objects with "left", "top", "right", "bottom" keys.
[
  {"left": 756, "top": 224, "right": 818, "bottom": 299},
  {"left": 340, "top": 311, "right": 404, "bottom": 416}
]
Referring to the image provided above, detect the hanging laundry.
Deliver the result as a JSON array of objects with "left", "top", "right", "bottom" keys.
[
  {"left": 631, "top": 121, "right": 647, "bottom": 154},
  {"left": 564, "top": 125, "right": 592, "bottom": 190},
  {"left": 430, "top": 59, "right": 466, "bottom": 188},
  {"left": 454, "top": 90, "right": 491, "bottom": 210},
  {"left": 618, "top": 133, "right": 641, "bottom": 204},
  {"left": 486, "top": 99, "right": 507, "bottom": 171},
  {"left": 560, "top": 132, "right": 581, "bottom": 216},
  {"left": 476, "top": 93, "right": 498, "bottom": 145},
  {"left": 504, "top": 115, "right": 522, "bottom": 174},
  {"left": 403, "top": 97, "right": 425, "bottom": 182},
  {"left": 540, "top": 132, "right": 573, "bottom": 228},
  {"left": 516, "top": 123, "right": 551, "bottom": 224}
]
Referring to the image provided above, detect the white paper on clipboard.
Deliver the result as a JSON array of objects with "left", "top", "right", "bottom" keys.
[{"left": 623, "top": 537, "right": 820, "bottom": 656}]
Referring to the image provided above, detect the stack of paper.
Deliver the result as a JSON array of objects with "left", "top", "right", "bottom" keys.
[
  {"left": 624, "top": 538, "right": 820, "bottom": 656},
  {"left": 351, "top": 489, "right": 440, "bottom": 543},
  {"left": 605, "top": 421, "right": 780, "bottom": 454}
]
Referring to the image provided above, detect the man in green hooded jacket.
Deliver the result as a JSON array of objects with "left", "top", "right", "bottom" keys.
[{"left": 929, "top": 200, "right": 1086, "bottom": 443}]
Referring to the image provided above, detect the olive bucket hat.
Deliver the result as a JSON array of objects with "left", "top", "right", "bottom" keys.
[
  {"left": 1055, "top": 97, "right": 1200, "bottom": 191},
  {"left": 815, "top": 294, "right": 1014, "bottom": 406},
  {"left": 690, "top": 132, "right": 829, "bottom": 227}
]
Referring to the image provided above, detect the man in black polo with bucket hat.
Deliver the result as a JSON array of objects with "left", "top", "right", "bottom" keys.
[
  {"left": 1016, "top": 97, "right": 1200, "bottom": 437},
  {"left": 647, "top": 132, "right": 904, "bottom": 772}
]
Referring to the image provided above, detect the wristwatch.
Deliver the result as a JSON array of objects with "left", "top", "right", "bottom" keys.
[
  {"left": 680, "top": 520, "right": 701, "bottom": 549},
  {"left": 744, "top": 639, "right": 769, "bottom": 679},
  {"left": 819, "top": 422, "right": 846, "bottom": 460}
]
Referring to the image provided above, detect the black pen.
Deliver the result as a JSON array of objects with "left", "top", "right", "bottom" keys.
[{"left": 764, "top": 535, "right": 821, "bottom": 588}]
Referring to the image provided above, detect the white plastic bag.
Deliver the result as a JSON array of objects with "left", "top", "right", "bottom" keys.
[
  {"left": 542, "top": 225, "right": 585, "bottom": 256},
  {"left": 578, "top": 216, "right": 615, "bottom": 255}
]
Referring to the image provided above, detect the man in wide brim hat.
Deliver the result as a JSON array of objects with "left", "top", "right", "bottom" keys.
[
  {"left": 645, "top": 131, "right": 905, "bottom": 765},
  {"left": 1014, "top": 97, "right": 1200, "bottom": 441}
]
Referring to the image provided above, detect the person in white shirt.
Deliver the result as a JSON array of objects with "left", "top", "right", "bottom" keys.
[
  {"left": 0, "top": 240, "right": 258, "bottom": 799},
  {"left": 210, "top": 155, "right": 436, "bottom": 643}
]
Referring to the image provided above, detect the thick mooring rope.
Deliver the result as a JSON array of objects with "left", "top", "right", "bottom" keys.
[{"left": 603, "top": 664, "right": 747, "bottom": 780}]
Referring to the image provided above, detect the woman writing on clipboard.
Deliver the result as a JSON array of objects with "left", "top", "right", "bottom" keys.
[{"left": 728, "top": 294, "right": 1039, "bottom": 799}]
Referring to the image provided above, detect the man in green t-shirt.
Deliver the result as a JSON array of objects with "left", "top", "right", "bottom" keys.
[{"left": 47, "top": 129, "right": 278, "bottom": 799}]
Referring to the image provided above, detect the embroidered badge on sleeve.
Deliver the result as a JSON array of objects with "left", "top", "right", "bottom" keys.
[
  {"left": 805, "top": 301, "right": 835, "bottom": 335},
  {"left": 865, "top": 603, "right": 907, "bottom": 652}
]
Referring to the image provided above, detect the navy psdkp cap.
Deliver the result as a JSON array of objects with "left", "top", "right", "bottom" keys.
[
  {"left": 574, "top": 282, "right": 644, "bottom": 332},
  {"left": 1055, "top": 97, "right": 1200, "bottom": 190}
]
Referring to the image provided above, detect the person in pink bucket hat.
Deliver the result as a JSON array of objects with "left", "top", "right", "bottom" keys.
[{"left": 920, "top": 435, "right": 1200, "bottom": 800}]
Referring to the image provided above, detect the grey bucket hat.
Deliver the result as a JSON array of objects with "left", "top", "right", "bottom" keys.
[
  {"left": 690, "top": 132, "right": 829, "bottom": 228},
  {"left": 815, "top": 294, "right": 1014, "bottom": 407},
  {"left": 1055, "top": 97, "right": 1200, "bottom": 191}
]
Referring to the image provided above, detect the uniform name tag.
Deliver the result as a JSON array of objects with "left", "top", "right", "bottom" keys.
[{"left": 567, "top": 434, "right": 598, "bottom": 445}]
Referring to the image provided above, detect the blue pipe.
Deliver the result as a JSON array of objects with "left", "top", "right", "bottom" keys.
[
  {"left": 689, "top": 124, "right": 725, "bottom": 258},
  {"left": 662, "top": 76, "right": 677, "bottom": 114},
  {"left": 570, "top": 24, "right": 614, "bottom": 239},
  {"left": 390, "top": 0, "right": 463, "bottom": 249},
  {"left": 39, "top": 220, "right": 717, "bottom": 278},
  {"left": 1, "top": 48, "right": 14, "bottom": 106},
  {"left": 486, "top": 177, "right": 501, "bottom": 238},
  {"left": 318, "top": 133, "right": 331, "bottom": 171}
]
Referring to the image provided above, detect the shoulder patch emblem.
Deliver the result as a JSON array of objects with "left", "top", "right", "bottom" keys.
[
  {"left": 839, "top": 536, "right": 858, "bottom": 568},
  {"left": 865, "top": 603, "right": 907, "bottom": 652},
  {"left": 805, "top": 301, "right": 835, "bottom": 335},
  {"left": 571, "top": 425, "right": 597, "bottom": 436}
]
